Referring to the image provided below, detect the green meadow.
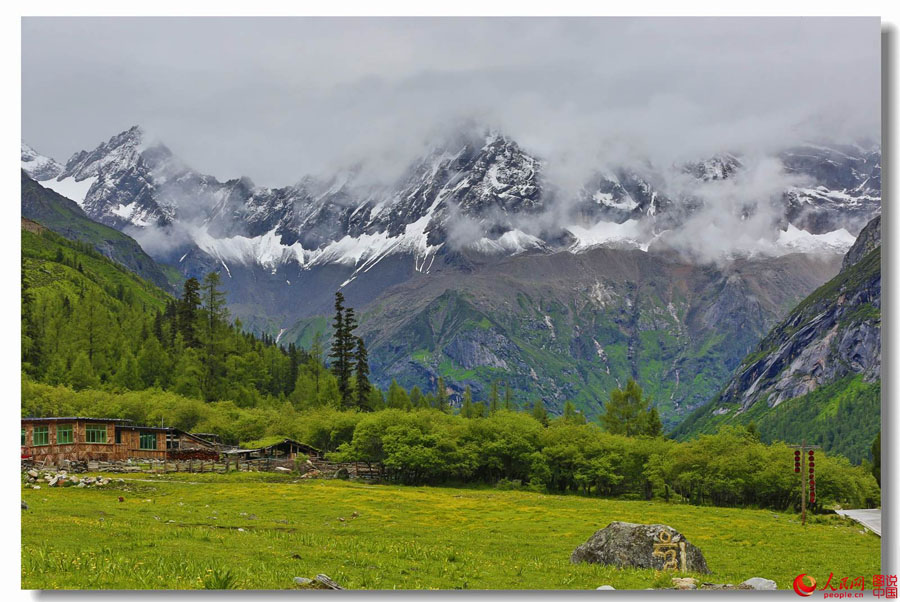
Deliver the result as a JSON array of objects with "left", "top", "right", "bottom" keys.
[{"left": 21, "top": 474, "right": 880, "bottom": 590}]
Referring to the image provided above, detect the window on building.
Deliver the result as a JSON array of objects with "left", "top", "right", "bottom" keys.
[
  {"left": 166, "top": 433, "right": 180, "bottom": 450},
  {"left": 85, "top": 424, "right": 107, "bottom": 444},
  {"left": 21, "top": 428, "right": 25, "bottom": 446},
  {"left": 57, "top": 424, "right": 74, "bottom": 445},
  {"left": 33, "top": 425, "right": 49, "bottom": 446},
  {"left": 139, "top": 432, "right": 157, "bottom": 450},
  {"left": 115, "top": 429, "right": 122, "bottom": 444}
]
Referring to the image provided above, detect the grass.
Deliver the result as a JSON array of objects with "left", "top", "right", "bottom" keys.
[{"left": 21, "top": 475, "right": 880, "bottom": 590}]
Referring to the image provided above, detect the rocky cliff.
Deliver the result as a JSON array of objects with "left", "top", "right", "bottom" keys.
[{"left": 674, "top": 215, "right": 881, "bottom": 458}]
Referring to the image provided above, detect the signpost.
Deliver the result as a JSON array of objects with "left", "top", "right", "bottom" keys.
[{"left": 788, "top": 441, "right": 822, "bottom": 526}]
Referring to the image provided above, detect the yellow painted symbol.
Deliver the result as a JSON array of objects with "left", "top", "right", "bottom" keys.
[{"left": 652, "top": 529, "right": 686, "bottom": 572}]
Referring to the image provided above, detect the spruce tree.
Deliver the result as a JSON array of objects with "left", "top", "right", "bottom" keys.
[
  {"left": 68, "top": 351, "right": 99, "bottom": 391},
  {"left": 177, "top": 277, "right": 201, "bottom": 348},
  {"left": 354, "top": 336, "right": 371, "bottom": 410},
  {"left": 601, "top": 379, "right": 656, "bottom": 436},
  {"left": 461, "top": 385, "right": 476, "bottom": 418},
  {"left": 504, "top": 382, "right": 513, "bottom": 410},
  {"left": 329, "top": 292, "right": 355, "bottom": 406},
  {"left": 489, "top": 381, "right": 500, "bottom": 415},
  {"left": 410, "top": 385, "right": 425, "bottom": 409},
  {"left": 531, "top": 399, "right": 549, "bottom": 426},
  {"left": 199, "top": 272, "right": 229, "bottom": 401},
  {"left": 435, "top": 376, "right": 449, "bottom": 413}
]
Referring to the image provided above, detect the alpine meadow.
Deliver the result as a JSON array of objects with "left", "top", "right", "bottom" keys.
[{"left": 19, "top": 16, "right": 882, "bottom": 592}]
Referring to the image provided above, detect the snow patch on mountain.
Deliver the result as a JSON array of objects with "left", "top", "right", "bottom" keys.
[
  {"left": 775, "top": 224, "right": 856, "bottom": 254},
  {"left": 468, "top": 229, "right": 546, "bottom": 255},
  {"left": 42, "top": 176, "right": 98, "bottom": 207},
  {"left": 566, "top": 220, "right": 647, "bottom": 252}
]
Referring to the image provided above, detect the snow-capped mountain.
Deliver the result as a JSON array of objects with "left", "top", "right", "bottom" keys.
[
  {"left": 21, "top": 142, "right": 63, "bottom": 181},
  {"left": 24, "top": 127, "right": 881, "bottom": 286},
  {"left": 20, "top": 127, "right": 882, "bottom": 422},
  {"left": 780, "top": 143, "right": 882, "bottom": 235}
]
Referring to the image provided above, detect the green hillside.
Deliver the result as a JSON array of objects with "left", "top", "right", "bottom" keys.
[
  {"left": 21, "top": 170, "right": 178, "bottom": 291},
  {"left": 21, "top": 222, "right": 301, "bottom": 405}
]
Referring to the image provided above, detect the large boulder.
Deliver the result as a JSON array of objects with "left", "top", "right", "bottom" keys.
[{"left": 571, "top": 521, "right": 710, "bottom": 574}]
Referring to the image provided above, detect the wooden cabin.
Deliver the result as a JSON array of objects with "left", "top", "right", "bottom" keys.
[
  {"left": 21, "top": 417, "right": 219, "bottom": 464},
  {"left": 224, "top": 438, "right": 321, "bottom": 461}
]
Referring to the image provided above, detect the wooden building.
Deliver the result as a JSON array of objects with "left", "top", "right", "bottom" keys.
[
  {"left": 224, "top": 438, "right": 321, "bottom": 461},
  {"left": 21, "top": 417, "right": 220, "bottom": 464}
]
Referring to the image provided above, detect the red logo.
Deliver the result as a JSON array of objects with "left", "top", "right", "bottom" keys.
[{"left": 794, "top": 574, "right": 817, "bottom": 596}]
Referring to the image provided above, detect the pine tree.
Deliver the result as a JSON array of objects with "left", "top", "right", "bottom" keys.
[
  {"left": 435, "top": 376, "right": 449, "bottom": 413},
  {"left": 137, "top": 336, "right": 170, "bottom": 388},
  {"left": 329, "top": 292, "right": 355, "bottom": 406},
  {"left": 113, "top": 350, "right": 142, "bottom": 390},
  {"left": 601, "top": 379, "right": 657, "bottom": 436},
  {"left": 563, "top": 400, "right": 586, "bottom": 424},
  {"left": 410, "top": 385, "right": 425, "bottom": 409},
  {"left": 177, "top": 277, "right": 201, "bottom": 348},
  {"left": 68, "top": 351, "right": 99, "bottom": 391},
  {"left": 503, "top": 382, "right": 513, "bottom": 410},
  {"left": 310, "top": 332, "right": 326, "bottom": 401},
  {"left": 387, "top": 379, "right": 411, "bottom": 410},
  {"left": 489, "top": 381, "right": 500, "bottom": 415},
  {"left": 199, "top": 271, "right": 229, "bottom": 401},
  {"left": 460, "top": 385, "right": 476, "bottom": 418},
  {"left": 531, "top": 399, "right": 549, "bottom": 426},
  {"left": 354, "top": 336, "right": 371, "bottom": 410}
]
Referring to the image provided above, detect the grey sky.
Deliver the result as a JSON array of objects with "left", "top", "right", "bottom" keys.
[{"left": 22, "top": 17, "right": 880, "bottom": 187}]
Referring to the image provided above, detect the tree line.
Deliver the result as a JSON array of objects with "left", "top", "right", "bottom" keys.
[{"left": 21, "top": 377, "right": 879, "bottom": 512}]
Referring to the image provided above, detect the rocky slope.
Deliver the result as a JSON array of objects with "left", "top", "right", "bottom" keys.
[
  {"left": 284, "top": 246, "right": 842, "bottom": 423},
  {"left": 673, "top": 215, "right": 881, "bottom": 456}
]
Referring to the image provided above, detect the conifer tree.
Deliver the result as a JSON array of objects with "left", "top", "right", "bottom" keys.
[
  {"left": 435, "top": 375, "right": 449, "bottom": 413},
  {"left": 68, "top": 351, "right": 99, "bottom": 391},
  {"left": 177, "top": 277, "right": 201, "bottom": 348},
  {"left": 113, "top": 350, "right": 142, "bottom": 390},
  {"left": 600, "top": 379, "right": 657, "bottom": 436},
  {"left": 563, "top": 400, "right": 586, "bottom": 424},
  {"left": 503, "top": 382, "right": 513, "bottom": 410},
  {"left": 460, "top": 385, "right": 476, "bottom": 418},
  {"left": 329, "top": 292, "right": 356, "bottom": 406},
  {"left": 410, "top": 385, "right": 425, "bottom": 409},
  {"left": 199, "top": 271, "right": 229, "bottom": 401},
  {"left": 354, "top": 336, "right": 371, "bottom": 410},
  {"left": 531, "top": 398, "right": 549, "bottom": 426},
  {"left": 489, "top": 381, "right": 500, "bottom": 415},
  {"left": 387, "top": 379, "right": 411, "bottom": 410}
]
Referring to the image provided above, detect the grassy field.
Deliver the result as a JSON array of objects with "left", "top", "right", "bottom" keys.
[{"left": 21, "top": 474, "right": 881, "bottom": 590}]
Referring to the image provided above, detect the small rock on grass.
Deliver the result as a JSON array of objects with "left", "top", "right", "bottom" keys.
[
  {"left": 673, "top": 577, "right": 698, "bottom": 590},
  {"left": 741, "top": 577, "right": 777, "bottom": 590},
  {"left": 293, "top": 577, "right": 312, "bottom": 586},
  {"left": 596, "top": 585, "right": 615, "bottom": 590}
]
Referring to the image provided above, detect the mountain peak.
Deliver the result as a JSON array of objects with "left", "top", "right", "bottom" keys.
[{"left": 21, "top": 141, "right": 63, "bottom": 181}]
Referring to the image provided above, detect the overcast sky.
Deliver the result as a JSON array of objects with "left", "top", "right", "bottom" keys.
[{"left": 22, "top": 17, "right": 881, "bottom": 187}]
